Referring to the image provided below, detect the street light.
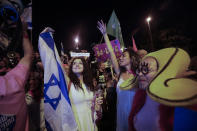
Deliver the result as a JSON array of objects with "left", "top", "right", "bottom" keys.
[
  {"left": 146, "top": 17, "right": 152, "bottom": 33},
  {"left": 74, "top": 36, "right": 79, "bottom": 50},
  {"left": 146, "top": 16, "right": 154, "bottom": 51},
  {"left": 146, "top": 17, "right": 151, "bottom": 23}
]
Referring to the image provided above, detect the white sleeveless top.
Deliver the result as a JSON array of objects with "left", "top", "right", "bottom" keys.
[{"left": 69, "top": 83, "right": 97, "bottom": 131}]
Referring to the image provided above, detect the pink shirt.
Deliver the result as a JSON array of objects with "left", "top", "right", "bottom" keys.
[{"left": 0, "top": 64, "right": 29, "bottom": 131}]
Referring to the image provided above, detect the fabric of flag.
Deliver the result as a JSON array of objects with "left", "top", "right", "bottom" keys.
[
  {"left": 60, "top": 42, "right": 64, "bottom": 56},
  {"left": 38, "top": 29, "right": 78, "bottom": 131},
  {"left": 107, "top": 10, "right": 125, "bottom": 48},
  {"left": 132, "top": 36, "right": 138, "bottom": 52},
  {"left": 20, "top": 3, "right": 32, "bottom": 30}
]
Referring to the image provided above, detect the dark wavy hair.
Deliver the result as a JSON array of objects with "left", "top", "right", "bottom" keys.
[
  {"left": 120, "top": 47, "right": 140, "bottom": 73},
  {"left": 69, "top": 57, "right": 94, "bottom": 91},
  {"left": 0, "top": 13, "right": 23, "bottom": 54}
]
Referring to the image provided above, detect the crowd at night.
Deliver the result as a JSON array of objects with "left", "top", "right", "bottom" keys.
[{"left": 1, "top": 0, "right": 197, "bottom": 131}]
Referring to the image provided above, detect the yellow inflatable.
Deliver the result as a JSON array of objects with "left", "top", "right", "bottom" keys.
[{"left": 145, "top": 48, "right": 197, "bottom": 106}]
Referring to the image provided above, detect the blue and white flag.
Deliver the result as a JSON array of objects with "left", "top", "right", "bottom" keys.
[
  {"left": 38, "top": 28, "right": 78, "bottom": 131},
  {"left": 60, "top": 42, "right": 64, "bottom": 56},
  {"left": 20, "top": 2, "right": 32, "bottom": 30}
]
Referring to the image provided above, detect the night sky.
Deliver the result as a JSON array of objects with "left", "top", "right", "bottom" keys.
[{"left": 32, "top": 0, "right": 197, "bottom": 55}]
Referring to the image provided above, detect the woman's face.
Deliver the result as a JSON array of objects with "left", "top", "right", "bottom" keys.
[
  {"left": 72, "top": 59, "right": 84, "bottom": 74},
  {"left": 119, "top": 51, "right": 131, "bottom": 67},
  {"left": 137, "top": 57, "right": 158, "bottom": 89}
]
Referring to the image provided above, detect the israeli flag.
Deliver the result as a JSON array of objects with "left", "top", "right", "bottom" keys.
[
  {"left": 20, "top": 3, "right": 32, "bottom": 30},
  {"left": 38, "top": 28, "right": 78, "bottom": 131},
  {"left": 60, "top": 42, "right": 65, "bottom": 56}
]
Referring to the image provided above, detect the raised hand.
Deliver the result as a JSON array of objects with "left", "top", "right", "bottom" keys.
[
  {"left": 95, "top": 96, "right": 103, "bottom": 111},
  {"left": 97, "top": 20, "right": 107, "bottom": 35}
]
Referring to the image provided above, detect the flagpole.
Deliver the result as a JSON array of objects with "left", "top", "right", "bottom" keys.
[{"left": 99, "top": 35, "right": 103, "bottom": 44}]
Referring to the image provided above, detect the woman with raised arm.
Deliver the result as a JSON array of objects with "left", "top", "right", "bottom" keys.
[{"left": 97, "top": 20, "right": 140, "bottom": 131}]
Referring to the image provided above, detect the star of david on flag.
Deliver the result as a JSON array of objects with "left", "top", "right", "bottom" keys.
[
  {"left": 38, "top": 27, "right": 77, "bottom": 131},
  {"left": 44, "top": 74, "right": 61, "bottom": 110}
]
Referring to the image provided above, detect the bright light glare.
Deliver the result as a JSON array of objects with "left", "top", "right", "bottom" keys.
[
  {"left": 74, "top": 37, "right": 79, "bottom": 43},
  {"left": 146, "top": 17, "right": 151, "bottom": 22}
]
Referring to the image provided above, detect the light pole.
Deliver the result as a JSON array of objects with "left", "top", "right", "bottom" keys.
[
  {"left": 74, "top": 36, "right": 79, "bottom": 50},
  {"left": 146, "top": 16, "right": 154, "bottom": 51}
]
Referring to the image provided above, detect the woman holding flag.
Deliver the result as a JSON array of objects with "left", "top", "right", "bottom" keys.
[
  {"left": 68, "top": 57, "right": 103, "bottom": 131},
  {"left": 97, "top": 20, "right": 140, "bottom": 131},
  {"left": 38, "top": 27, "right": 102, "bottom": 131}
]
